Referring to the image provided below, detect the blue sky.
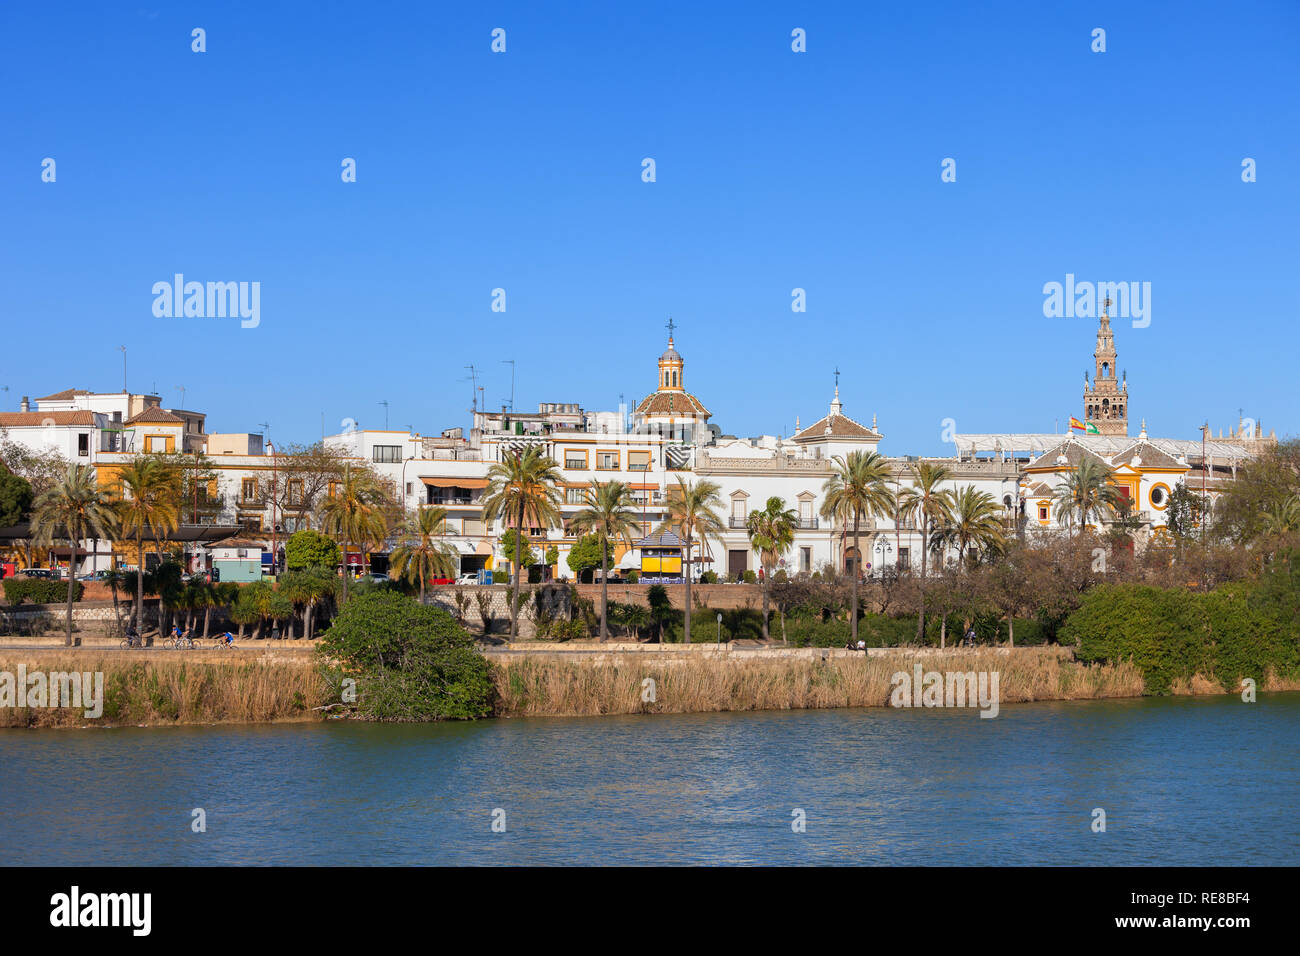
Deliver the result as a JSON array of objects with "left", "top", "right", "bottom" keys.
[{"left": 2, "top": 1, "right": 1297, "bottom": 454}]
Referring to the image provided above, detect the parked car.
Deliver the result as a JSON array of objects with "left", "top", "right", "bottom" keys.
[
  {"left": 456, "top": 573, "right": 479, "bottom": 586},
  {"left": 22, "top": 568, "right": 54, "bottom": 579}
]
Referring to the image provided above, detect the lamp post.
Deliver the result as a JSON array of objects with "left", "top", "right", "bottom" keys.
[{"left": 716, "top": 611, "right": 723, "bottom": 645}]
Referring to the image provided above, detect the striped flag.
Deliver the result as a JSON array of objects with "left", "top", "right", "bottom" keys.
[{"left": 1069, "top": 416, "right": 1085, "bottom": 431}]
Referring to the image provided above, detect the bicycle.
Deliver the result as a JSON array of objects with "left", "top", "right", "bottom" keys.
[{"left": 120, "top": 630, "right": 143, "bottom": 650}]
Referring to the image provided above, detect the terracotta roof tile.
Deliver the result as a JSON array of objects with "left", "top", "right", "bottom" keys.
[
  {"left": 792, "top": 412, "right": 880, "bottom": 443},
  {"left": 125, "top": 406, "right": 184, "bottom": 425},
  {"left": 635, "top": 391, "right": 711, "bottom": 419},
  {"left": 0, "top": 410, "right": 95, "bottom": 427}
]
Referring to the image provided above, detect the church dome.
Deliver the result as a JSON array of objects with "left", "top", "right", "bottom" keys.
[{"left": 660, "top": 342, "right": 681, "bottom": 363}]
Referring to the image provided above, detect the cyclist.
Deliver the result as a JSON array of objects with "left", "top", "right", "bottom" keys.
[{"left": 220, "top": 631, "right": 235, "bottom": 647}]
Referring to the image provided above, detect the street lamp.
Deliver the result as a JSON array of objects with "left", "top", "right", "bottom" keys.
[{"left": 716, "top": 611, "right": 723, "bottom": 645}]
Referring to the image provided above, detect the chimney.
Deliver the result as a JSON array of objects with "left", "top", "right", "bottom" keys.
[{"left": 19, "top": 395, "right": 29, "bottom": 412}]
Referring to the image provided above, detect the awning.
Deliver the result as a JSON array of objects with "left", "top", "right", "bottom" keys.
[
  {"left": 628, "top": 483, "right": 658, "bottom": 490},
  {"left": 617, "top": 550, "right": 640, "bottom": 569},
  {"left": 421, "top": 477, "right": 488, "bottom": 489}
]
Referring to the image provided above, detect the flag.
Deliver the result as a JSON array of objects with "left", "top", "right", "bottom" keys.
[
  {"left": 1086, "top": 421, "right": 1100, "bottom": 434},
  {"left": 1069, "top": 416, "right": 1085, "bottom": 431}
]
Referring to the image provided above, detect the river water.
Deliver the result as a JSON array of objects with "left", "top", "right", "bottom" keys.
[{"left": 2, "top": 694, "right": 1296, "bottom": 865}]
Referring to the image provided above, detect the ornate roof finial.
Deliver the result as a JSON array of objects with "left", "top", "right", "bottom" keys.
[{"left": 665, "top": 316, "right": 675, "bottom": 344}]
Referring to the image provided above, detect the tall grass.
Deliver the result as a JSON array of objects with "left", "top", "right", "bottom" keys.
[
  {"left": 492, "top": 648, "right": 1147, "bottom": 717},
  {"left": 0, "top": 654, "right": 329, "bottom": 728}
]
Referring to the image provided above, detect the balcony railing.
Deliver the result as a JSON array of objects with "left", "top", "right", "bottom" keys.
[{"left": 796, "top": 516, "right": 819, "bottom": 529}]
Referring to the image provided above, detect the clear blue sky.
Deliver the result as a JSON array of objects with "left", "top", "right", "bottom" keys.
[{"left": 2, "top": 1, "right": 1297, "bottom": 454}]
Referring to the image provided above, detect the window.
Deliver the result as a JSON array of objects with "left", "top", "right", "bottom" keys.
[
  {"left": 327, "top": 481, "right": 338, "bottom": 498},
  {"left": 800, "top": 547, "right": 811, "bottom": 573},
  {"left": 566, "top": 487, "right": 586, "bottom": 505},
  {"left": 463, "top": 518, "right": 486, "bottom": 536},
  {"left": 898, "top": 548, "right": 910, "bottom": 570},
  {"left": 373, "top": 445, "right": 401, "bottom": 463},
  {"left": 242, "top": 478, "right": 258, "bottom": 501},
  {"left": 628, "top": 450, "right": 651, "bottom": 471},
  {"left": 147, "top": 435, "right": 168, "bottom": 453},
  {"left": 1150, "top": 486, "right": 1168, "bottom": 508},
  {"left": 597, "top": 451, "right": 619, "bottom": 470},
  {"left": 288, "top": 480, "right": 304, "bottom": 505},
  {"left": 238, "top": 514, "right": 262, "bottom": 532},
  {"left": 731, "top": 498, "right": 746, "bottom": 519},
  {"left": 565, "top": 449, "right": 587, "bottom": 470},
  {"left": 1038, "top": 505, "right": 1048, "bottom": 521},
  {"left": 77, "top": 433, "right": 89, "bottom": 457}
]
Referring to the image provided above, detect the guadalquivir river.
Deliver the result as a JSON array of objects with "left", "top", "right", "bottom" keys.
[{"left": 2, "top": 694, "right": 1297, "bottom": 865}]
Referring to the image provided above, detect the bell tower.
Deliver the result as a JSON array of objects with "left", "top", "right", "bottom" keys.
[
  {"left": 657, "top": 317, "right": 684, "bottom": 392},
  {"left": 1082, "top": 298, "right": 1129, "bottom": 436}
]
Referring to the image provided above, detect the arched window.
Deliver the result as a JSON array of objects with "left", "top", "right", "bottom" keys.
[{"left": 1102, "top": 362, "right": 1110, "bottom": 378}]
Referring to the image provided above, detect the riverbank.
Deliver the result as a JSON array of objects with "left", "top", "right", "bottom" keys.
[{"left": 10, "top": 642, "right": 1293, "bottom": 727}]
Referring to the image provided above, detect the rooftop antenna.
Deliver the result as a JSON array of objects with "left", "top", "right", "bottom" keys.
[
  {"left": 502, "top": 359, "right": 515, "bottom": 412},
  {"left": 379, "top": 400, "right": 389, "bottom": 429},
  {"left": 258, "top": 422, "right": 271, "bottom": 444},
  {"left": 175, "top": 385, "right": 186, "bottom": 409},
  {"left": 465, "top": 364, "right": 479, "bottom": 412},
  {"left": 118, "top": 345, "right": 127, "bottom": 391}
]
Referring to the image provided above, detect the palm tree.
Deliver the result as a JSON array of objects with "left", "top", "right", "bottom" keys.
[
  {"left": 103, "top": 566, "right": 127, "bottom": 631},
  {"left": 389, "top": 506, "right": 459, "bottom": 604},
  {"left": 481, "top": 447, "right": 564, "bottom": 640},
  {"left": 188, "top": 575, "right": 217, "bottom": 638},
  {"left": 746, "top": 496, "right": 798, "bottom": 642},
  {"left": 898, "top": 461, "right": 954, "bottom": 643},
  {"left": 30, "top": 465, "right": 119, "bottom": 645},
  {"left": 931, "top": 485, "right": 1006, "bottom": 567},
  {"left": 570, "top": 481, "right": 642, "bottom": 641},
  {"left": 320, "top": 464, "right": 388, "bottom": 605},
  {"left": 1261, "top": 494, "right": 1300, "bottom": 538},
  {"left": 115, "top": 457, "right": 181, "bottom": 637},
  {"left": 1052, "top": 456, "right": 1123, "bottom": 535},
  {"left": 819, "top": 451, "right": 895, "bottom": 644},
  {"left": 656, "top": 478, "right": 726, "bottom": 645}
]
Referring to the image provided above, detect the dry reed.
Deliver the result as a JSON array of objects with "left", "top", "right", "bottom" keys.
[{"left": 0, "top": 653, "right": 329, "bottom": 728}]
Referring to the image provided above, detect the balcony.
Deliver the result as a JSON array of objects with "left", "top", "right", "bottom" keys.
[
  {"left": 426, "top": 494, "right": 479, "bottom": 507},
  {"left": 729, "top": 516, "right": 748, "bottom": 529},
  {"left": 796, "top": 516, "right": 819, "bottom": 530}
]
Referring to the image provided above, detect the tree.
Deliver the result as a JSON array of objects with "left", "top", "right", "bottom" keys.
[
  {"left": 114, "top": 457, "right": 182, "bottom": 637},
  {"left": 570, "top": 481, "right": 641, "bottom": 641},
  {"left": 269, "top": 442, "right": 350, "bottom": 531},
  {"left": 317, "top": 589, "right": 493, "bottom": 720},
  {"left": 931, "top": 485, "right": 1006, "bottom": 567},
  {"left": 1165, "top": 483, "right": 1206, "bottom": 541},
  {"left": 746, "top": 496, "right": 797, "bottom": 641},
  {"left": 1212, "top": 438, "right": 1300, "bottom": 544},
  {"left": 899, "top": 461, "right": 954, "bottom": 643},
  {"left": 566, "top": 534, "right": 610, "bottom": 580},
  {"left": 320, "top": 463, "right": 388, "bottom": 605},
  {"left": 285, "top": 527, "right": 341, "bottom": 571},
  {"left": 1052, "top": 456, "right": 1123, "bottom": 536},
  {"left": 656, "top": 478, "right": 725, "bottom": 644},
  {"left": 499, "top": 529, "right": 538, "bottom": 570},
  {"left": 820, "top": 451, "right": 895, "bottom": 644},
  {"left": 390, "top": 506, "right": 459, "bottom": 603},
  {"left": 481, "top": 447, "right": 563, "bottom": 640},
  {"left": 30, "top": 464, "right": 119, "bottom": 645},
  {"left": 0, "top": 466, "right": 34, "bottom": 527}
]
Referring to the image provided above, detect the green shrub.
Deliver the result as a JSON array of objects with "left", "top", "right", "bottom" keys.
[
  {"left": 741, "top": 570, "right": 757, "bottom": 584},
  {"left": 699, "top": 571, "right": 718, "bottom": 584},
  {"left": 317, "top": 590, "right": 493, "bottom": 720},
  {"left": 491, "top": 569, "right": 509, "bottom": 585},
  {"left": 3, "top": 577, "right": 84, "bottom": 605}
]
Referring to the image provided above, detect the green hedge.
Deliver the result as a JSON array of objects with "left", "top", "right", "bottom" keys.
[
  {"left": 3, "top": 578, "right": 85, "bottom": 605},
  {"left": 1063, "top": 580, "right": 1300, "bottom": 694}
]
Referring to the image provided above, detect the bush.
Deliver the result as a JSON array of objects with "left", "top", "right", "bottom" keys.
[
  {"left": 699, "top": 571, "right": 718, "bottom": 584},
  {"left": 625, "top": 569, "right": 639, "bottom": 583},
  {"left": 317, "top": 590, "right": 493, "bottom": 719},
  {"left": 3, "top": 577, "right": 84, "bottom": 605},
  {"left": 491, "top": 569, "right": 509, "bottom": 585},
  {"left": 741, "top": 570, "right": 757, "bottom": 584},
  {"left": 1062, "top": 580, "right": 1300, "bottom": 694}
]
